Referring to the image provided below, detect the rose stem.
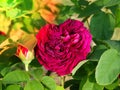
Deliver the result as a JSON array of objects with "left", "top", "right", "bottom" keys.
[
  {"left": 25, "top": 64, "right": 29, "bottom": 71},
  {"left": 61, "top": 76, "right": 65, "bottom": 87},
  {"left": 82, "top": 16, "right": 90, "bottom": 22},
  {"left": 87, "top": 19, "right": 90, "bottom": 28}
]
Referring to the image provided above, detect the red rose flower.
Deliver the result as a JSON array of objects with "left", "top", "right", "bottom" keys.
[{"left": 35, "top": 19, "right": 92, "bottom": 76}]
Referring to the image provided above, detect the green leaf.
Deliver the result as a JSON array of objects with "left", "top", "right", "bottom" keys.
[
  {"left": 0, "top": 36, "right": 6, "bottom": 44},
  {"left": 6, "top": 85, "right": 21, "bottom": 90},
  {"left": 3, "top": 70, "right": 30, "bottom": 84},
  {"left": 105, "top": 40, "right": 120, "bottom": 52},
  {"left": 72, "top": 61, "right": 97, "bottom": 80},
  {"left": 30, "top": 58, "right": 42, "bottom": 67},
  {"left": 1, "top": 67, "right": 11, "bottom": 76},
  {"left": 90, "top": 12, "right": 115, "bottom": 40},
  {"left": 41, "top": 76, "right": 56, "bottom": 90},
  {"left": 78, "top": 3, "right": 101, "bottom": 17},
  {"left": 7, "top": 0, "right": 22, "bottom": 7},
  {"left": 0, "top": 47, "right": 16, "bottom": 64},
  {"left": 29, "top": 68, "right": 43, "bottom": 80},
  {"left": 72, "top": 60, "right": 88, "bottom": 76},
  {"left": 60, "top": 0, "right": 74, "bottom": 6},
  {"left": 56, "top": 86, "right": 64, "bottom": 90},
  {"left": 18, "top": 0, "right": 33, "bottom": 10},
  {"left": 6, "top": 8, "right": 27, "bottom": 19},
  {"left": 95, "top": 0, "right": 120, "bottom": 7},
  {"left": 115, "top": 8, "right": 120, "bottom": 27},
  {"left": 80, "top": 76, "right": 104, "bottom": 90},
  {"left": 78, "top": 0, "right": 89, "bottom": 5},
  {"left": 24, "top": 80, "right": 44, "bottom": 90},
  {"left": 114, "top": 86, "right": 120, "bottom": 90},
  {"left": 64, "top": 79, "right": 80, "bottom": 88},
  {"left": 105, "top": 0, "right": 120, "bottom": 7},
  {"left": 44, "top": 88, "right": 49, "bottom": 90},
  {"left": 105, "top": 79, "right": 119, "bottom": 89},
  {"left": 95, "top": 49, "right": 120, "bottom": 85},
  {"left": 0, "top": 0, "right": 7, "bottom": 7},
  {"left": 0, "top": 0, "right": 22, "bottom": 8},
  {"left": 56, "top": 6, "right": 74, "bottom": 24},
  {"left": 70, "top": 85, "right": 79, "bottom": 90},
  {"left": 109, "top": 5, "right": 120, "bottom": 27},
  {"left": 88, "top": 45, "right": 108, "bottom": 60},
  {"left": 22, "top": 17, "right": 34, "bottom": 33},
  {"left": 6, "top": 8, "right": 20, "bottom": 19},
  {"left": 72, "top": 65, "right": 87, "bottom": 80},
  {"left": 31, "top": 13, "right": 46, "bottom": 29},
  {"left": 0, "top": 80, "right": 2, "bottom": 90}
]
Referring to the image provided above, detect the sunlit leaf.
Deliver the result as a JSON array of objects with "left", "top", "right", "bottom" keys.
[
  {"left": 115, "top": 8, "right": 120, "bottom": 27},
  {"left": 6, "top": 85, "right": 21, "bottom": 90},
  {"left": 0, "top": 0, "right": 22, "bottom": 8},
  {"left": 56, "top": 86, "right": 64, "bottom": 90},
  {"left": 3, "top": 70, "right": 30, "bottom": 84},
  {"left": 96, "top": 49, "right": 120, "bottom": 85},
  {"left": 22, "top": 17, "right": 34, "bottom": 33},
  {"left": 59, "top": 0, "right": 74, "bottom": 6},
  {"left": 24, "top": 80, "right": 44, "bottom": 90},
  {"left": 41, "top": 76, "right": 56, "bottom": 90}
]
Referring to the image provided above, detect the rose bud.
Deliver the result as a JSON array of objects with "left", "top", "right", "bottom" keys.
[
  {"left": 35, "top": 19, "right": 92, "bottom": 76},
  {"left": 16, "top": 44, "right": 34, "bottom": 71},
  {"left": 0, "top": 31, "right": 6, "bottom": 36}
]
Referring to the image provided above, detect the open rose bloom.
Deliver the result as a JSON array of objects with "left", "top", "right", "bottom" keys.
[{"left": 35, "top": 19, "right": 92, "bottom": 76}]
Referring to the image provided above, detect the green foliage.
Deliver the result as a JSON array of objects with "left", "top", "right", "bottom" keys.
[
  {"left": 88, "top": 45, "right": 108, "bottom": 60},
  {"left": 6, "top": 8, "right": 26, "bottom": 19},
  {"left": 19, "top": 0, "right": 33, "bottom": 10},
  {"left": 56, "top": 86, "right": 64, "bottom": 90},
  {"left": 3, "top": 70, "right": 30, "bottom": 84},
  {"left": 29, "top": 68, "right": 43, "bottom": 80},
  {"left": 105, "top": 79, "right": 119, "bottom": 89},
  {"left": 72, "top": 61, "right": 97, "bottom": 80},
  {"left": 0, "top": 0, "right": 120, "bottom": 90},
  {"left": 95, "top": 49, "right": 120, "bottom": 85},
  {"left": 64, "top": 79, "right": 80, "bottom": 89},
  {"left": 79, "top": 75, "right": 104, "bottom": 90},
  {"left": 6, "top": 85, "right": 21, "bottom": 90},
  {"left": 78, "top": 3, "right": 101, "bottom": 17},
  {"left": 114, "top": 7, "right": 120, "bottom": 27},
  {"left": 90, "top": 12, "right": 115, "bottom": 40},
  {"left": 0, "top": 36, "right": 6, "bottom": 44},
  {"left": 24, "top": 80, "right": 44, "bottom": 90},
  {"left": 95, "top": 0, "right": 120, "bottom": 7},
  {"left": 41, "top": 76, "right": 56, "bottom": 90},
  {"left": 72, "top": 60, "right": 88, "bottom": 76},
  {"left": 0, "top": 0, "right": 21, "bottom": 8},
  {"left": 105, "top": 40, "right": 120, "bottom": 52},
  {"left": 0, "top": 81, "right": 2, "bottom": 90}
]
